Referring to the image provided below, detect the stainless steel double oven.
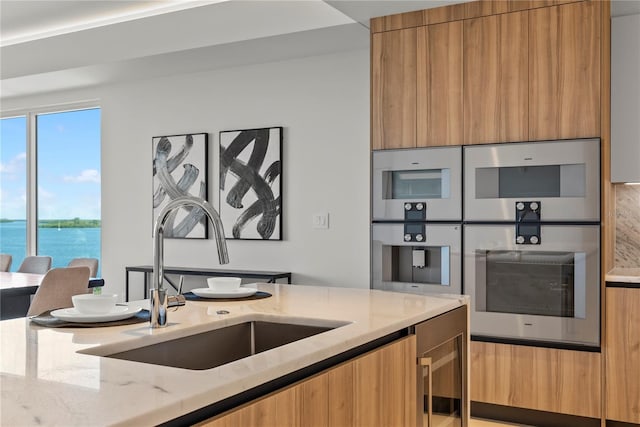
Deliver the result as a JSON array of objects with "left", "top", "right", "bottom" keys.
[
  {"left": 463, "top": 139, "right": 601, "bottom": 348},
  {"left": 372, "top": 138, "right": 601, "bottom": 348},
  {"left": 372, "top": 146, "right": 462, "bottom": 296}
]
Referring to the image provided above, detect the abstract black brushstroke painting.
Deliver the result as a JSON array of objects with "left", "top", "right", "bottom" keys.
[
  {"left": 219, "top": 127, "right": 282, "bottom": 240},
  {"left": 152, "top": 133, "right": 209, "bottom": 239}
]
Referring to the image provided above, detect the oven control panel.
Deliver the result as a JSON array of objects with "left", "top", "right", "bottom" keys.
[
  {"left": 404, "top": 222, "right": 425, "bottom": 242},
  {"left": 404, "top": 202, "right": 426, "bottom": 221},
  {"left": 515, "top": 201, "right": 541, "bottom": 245}
]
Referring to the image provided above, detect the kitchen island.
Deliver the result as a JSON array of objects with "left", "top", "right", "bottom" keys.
[{"left": 0, "top": 283, "right": 467, "bottom": 426}]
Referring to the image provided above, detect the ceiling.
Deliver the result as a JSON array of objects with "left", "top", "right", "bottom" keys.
[
  {"left": 0, "top": 0, "right": 462, "bottom": 100},
  {"left": 3, "top": 0, "right": 637, "bottom": 101}
]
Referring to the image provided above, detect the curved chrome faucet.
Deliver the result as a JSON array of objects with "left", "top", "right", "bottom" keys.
[{"left": 151, "top": 196, "right": 229, "bottom": 328}]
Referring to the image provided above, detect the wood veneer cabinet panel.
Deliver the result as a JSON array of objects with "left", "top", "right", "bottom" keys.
[
  {"left": 471, "top": 341, "right": 601, "bottom": 418},
  {"left": 200, "top": 336, "right": 416, "bottom": 427},
  {"left": 605, "top": 287, "right": 640, "bottom": 423},
  {"left": 529, "top": 1, "right": 600, "bottom": 141},
  {"left": 463, "top": 11, "right": 529, "bottom": 145},
  {"left": 423, "top": 3, "right": 466, "bottom": 25},
  {"left": 371, "top": 28, "right": 417, "bottom": 150},
  {"left": 371, "top": 10, "right": 425, "bottom": 33},
  {"left": 464, "top": 0, "right": 531, "bottom": 19},
  {"left": 353, "top": 335, "right": 416, "bottom": 426},
  {"left": 327, "top": 363, "right": 354, "bottom": 427},
  {"left": 417, "top": 21, "right": 463, "bottom": 147}
]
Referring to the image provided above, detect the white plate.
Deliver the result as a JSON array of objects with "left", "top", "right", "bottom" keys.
[
  {"left": 191, "top": 287, "right": 258, "bottom": 299},
  {"left": 50, "top": 306, "right": 142, "bottom": 323}
]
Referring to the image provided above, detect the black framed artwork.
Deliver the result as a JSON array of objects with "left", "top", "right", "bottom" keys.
[
  {"left": 152, "top": 133, "right": 209, "bottom": 239},
  {"left": 219, "top": 127, "right": 283, "bottom": 240}
]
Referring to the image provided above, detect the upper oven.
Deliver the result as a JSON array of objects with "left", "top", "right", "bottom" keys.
[
  {"left": 373, "top": 146, "right": 462, "bottom": 221},
  {"left": 463, "top": 139, "right": 600, "bottom": 222}
]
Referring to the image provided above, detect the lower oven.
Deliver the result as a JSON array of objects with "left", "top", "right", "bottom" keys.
[
  {"left": 372, "top": 223, "right": 461, "bottom": 295},
  {"left": 464, "top": 224, "right": 600, "bottom": 347}
]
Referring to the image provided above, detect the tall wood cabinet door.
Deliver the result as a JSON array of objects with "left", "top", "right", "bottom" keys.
[
  {"left": 463, "top": 11, "right": 529, "bottom": 145},
  {"left": 353, "top": 335, "right": 416, "bottom": 426},
  {"left": 417, "top": 21, "right": 463, "bottom": 147},
  {"left": 606, "top": 288, "right": 640, "bottom": 423},
  {"left": 371, "top": 28, "right": 417, "bottom": 150},
  {"left": 529, "top": 1, "right": 601, "bottom": 141}
]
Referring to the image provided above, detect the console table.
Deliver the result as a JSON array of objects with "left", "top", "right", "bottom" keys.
[{"left": 124, "top": 265, "right": 292, "bottom": 301}]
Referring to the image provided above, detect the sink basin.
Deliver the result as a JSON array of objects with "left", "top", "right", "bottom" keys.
[{"left": 99, "top": 320, "right": 346, "bottom": 370}]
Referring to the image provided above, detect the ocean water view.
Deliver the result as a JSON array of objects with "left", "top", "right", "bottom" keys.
[{"left": 0, "top": 220, "right": 101, "bottom": 276}]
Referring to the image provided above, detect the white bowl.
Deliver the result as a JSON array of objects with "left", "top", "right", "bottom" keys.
[
  {"left": 72, "top": 294, "right": 117, "bottom": 314},
  {"left": 207, "top": 277, "right": 241, "bottom": 292}
]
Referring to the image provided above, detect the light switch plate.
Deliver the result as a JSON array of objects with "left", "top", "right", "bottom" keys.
[{"left": 312, "top": 212, "right": 329, "bottom": 229}]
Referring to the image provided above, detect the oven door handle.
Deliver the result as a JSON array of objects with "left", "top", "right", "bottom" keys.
[{"left": 419, "top": 356, "right": 433, "bottom": 427}]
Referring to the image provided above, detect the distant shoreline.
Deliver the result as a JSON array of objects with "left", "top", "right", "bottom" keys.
[{"left": 0, "top": 219, "right": 101, "bottom": 228}]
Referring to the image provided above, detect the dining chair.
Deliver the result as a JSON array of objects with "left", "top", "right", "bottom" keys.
[
  {"left": 17, "top": 256, "right": 52, "bottom": 274},
  {"left": 67, "top": 257, "right": 99, "bottom": 278},
  {"left": 0, "top": 254, "right": 12, "bottom": 272},
  {"left": 27, "top": 266, "right": 91, "bottom": 317}
]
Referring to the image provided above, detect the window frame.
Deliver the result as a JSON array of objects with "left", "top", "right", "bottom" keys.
[{"left": 1, "top": 100, "right": 101, "bottom": 260}]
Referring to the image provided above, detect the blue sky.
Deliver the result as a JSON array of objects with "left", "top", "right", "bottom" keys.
[{"left": 0, "top": 108, "right": 101, "bottom": 220}]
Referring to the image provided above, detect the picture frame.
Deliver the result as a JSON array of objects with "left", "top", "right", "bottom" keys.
[
  {"left": 152, "top": 133, "right": 209, "bottom": 239},
  {"left": 219, "top": 127, "right": 283, "bottom": 240}
]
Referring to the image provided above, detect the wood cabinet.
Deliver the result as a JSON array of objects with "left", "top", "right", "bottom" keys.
[
  {"left": 372, "top": 0, "right": 602, "bottom": 149},
  {"left": 371, "top": 28, "right": 417, "bottom": 150},
  {"left": 605, "top": 286, "right": 640, "bottom": 423},
  {"left": 417, "top": 21, "right": 463, "bottom": 147},
  {"left": 529, "top": 1, "right": 601, "bottom": 141},
  {"left": 372, "top": 20, "right": 463, "bottom": 150},
  {"left": 200, "top": 335, "right": 416, "bottom": 427},
  {"left": 463, "top": 11, "right": 528, "bottom": 145},
  {"left": 470, "top": 341, "right": 601, "bottom": 418}
]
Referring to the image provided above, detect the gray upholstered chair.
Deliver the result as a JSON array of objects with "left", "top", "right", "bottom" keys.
[
  {"left": 68, "top": 257, "right": 99, "bottom": 278},
  {"left": 17, "top": 256, "right": 52, "bottom": 274},
  {"left": 27, "top": 266, "right": 91, "bottom": 316},
  {"left": 0, "top": 254, "right": 12, "bottom": 272}
]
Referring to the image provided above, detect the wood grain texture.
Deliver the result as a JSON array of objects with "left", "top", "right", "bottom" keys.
[
  {"left": 200, "top": 336, "right": 416, "bottom": 427},
  {"left": 464, "top": 0, "right": 531, "bottom": 19},
  {"left": 471, "top": 342, "right": 602, "bottom": 418},
  {"left": 529, "top": 1, "right": 601, "bottom": 140},
  {"left": 353, "top": 335, "right": 416, "bottom": 426},
  {"left": 417, "top": 21, "right": 463, "bottom": 147},
  {"left": 371, "top": 28, "right": 417, "bottom": 150},
  {"left": 328, "top": 363, "right": 354, "bottom": 427},
  {"left": 463, "top": 11, "right": 529, "bottom": 144},
  {"left": 370, "top": 10, "right": 425, "bottom": 33},
  {"left": 605, "top": 288, "right": 640, "bottom": 423},
  {"left": 423, "top": 3, "right": 466, "bottom": 25}
]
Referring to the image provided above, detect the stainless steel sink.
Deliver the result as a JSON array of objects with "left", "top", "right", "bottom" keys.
[{"left": 101, "top": 320, "right": 345, "bottom": 370}]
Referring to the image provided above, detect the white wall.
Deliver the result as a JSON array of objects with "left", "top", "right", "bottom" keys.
[{"left": 2, "top": 49, "right": 371, "bottom": 297}]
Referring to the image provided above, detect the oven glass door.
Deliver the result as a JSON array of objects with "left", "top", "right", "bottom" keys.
[
  {"left": 464, "top": 224, "right": 600, "bottom": 346},
  {"left": 373, "top": 146, "right": 461, "bottom": 221},
  {"left": 372, "top": 224, "right": 461, "bottom": 295},
  {"left": 463, "top": 139, "right": 600, "bottom": 221}
]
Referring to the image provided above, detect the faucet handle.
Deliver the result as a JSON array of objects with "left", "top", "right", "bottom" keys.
[
  {"left": 178, "top": 275, "right": 184, "bottom": 295},
  {"left": 168, "top": 294, "right": 186, "bottom": 308}
]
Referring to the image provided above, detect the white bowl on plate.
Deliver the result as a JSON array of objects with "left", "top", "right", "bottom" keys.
[
  {"left": 72, "top": 293, "right": 117, "bottom": 314},
  {"left": 207, "top": 277, "right": 241, "bottom": 292}
]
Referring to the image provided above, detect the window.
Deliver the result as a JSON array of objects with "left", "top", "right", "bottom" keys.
[{"left": 0, "top": 106, "right": 101, "bottom": 275}]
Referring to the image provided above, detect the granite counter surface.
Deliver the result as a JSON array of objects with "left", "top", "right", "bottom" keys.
[{"left": 0, "top": 283, "right": 466, "bottom": 426}]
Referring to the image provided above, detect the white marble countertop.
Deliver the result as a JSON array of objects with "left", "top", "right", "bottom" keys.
[
  {"left": 606, "top": 268, "right": 640, "bottom": 284},
  {"left": 0, "top": 283, "right": 466, "bottom": 426}
]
